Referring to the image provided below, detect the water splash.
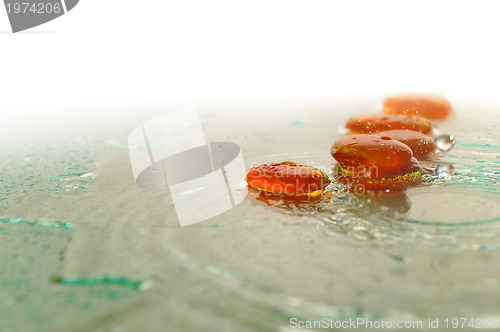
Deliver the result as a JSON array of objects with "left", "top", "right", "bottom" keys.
[{"left": 253, "top": 147, "right": 500, "bottom": 250}]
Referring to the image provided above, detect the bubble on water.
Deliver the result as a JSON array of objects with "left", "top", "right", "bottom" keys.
[
  {"left": 435, "top": 163, "right": 455, "bottom": 179},
  {"left": 434, "top": 134, "right": 456, "bottom": 152}
]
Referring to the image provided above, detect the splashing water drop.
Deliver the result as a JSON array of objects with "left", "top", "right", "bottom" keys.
[
  {"left": 434, "top": 134, "right": 456, "bottom": 152},
  {"left": 435, "top": 163, "right": 454, "bottom": 179}
]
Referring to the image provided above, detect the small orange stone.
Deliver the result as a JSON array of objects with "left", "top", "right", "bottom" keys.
[
  {"left": 346, "top": 114, "right": 432, "bottom": 134},
  {"left": 376, "top": 130, "right": 436, "bottom": 159},
  {"left": 382, "top": 93, "right": 453, "bottom": 119},
  {"left": 331, "top": 134, "right": 422, "bottom": 190},
  {"left": 331, "top": 134, "right": 413, "bottom": 170},
  {"left": 246, "top": 162, "right": 330, "bottom": 198}
]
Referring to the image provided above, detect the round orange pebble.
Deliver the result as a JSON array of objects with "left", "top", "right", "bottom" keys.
[
  {"left": 331, "top": 134, "right": 413, "bottom": 170},
  {"left": 246, "top": 162, "right": 330, "bottom": 198},
  {"left": 376, "top": 130, "right": 436, "bottom": 159},
  {"left": 331, "top": 134, "right": 422, "bottom": 190},
  {"left": 346, "top": 114, "right": 432, "bottom": 134},
  {"left": 383, "top": 93, "right": 452, "bottom": 120}
]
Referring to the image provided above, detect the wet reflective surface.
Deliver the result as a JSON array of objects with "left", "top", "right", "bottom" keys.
[{"left": 1, "top": 97, "right": 499, "bottom": 331}]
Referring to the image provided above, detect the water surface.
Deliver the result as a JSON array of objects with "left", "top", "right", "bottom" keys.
[{"left": 1, "top": 97, "right": 499, "bottom": 331}]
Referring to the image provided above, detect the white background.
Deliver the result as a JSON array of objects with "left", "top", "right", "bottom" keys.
[{"left": 1, "top": 0, "right": 500, "bottom": 118}]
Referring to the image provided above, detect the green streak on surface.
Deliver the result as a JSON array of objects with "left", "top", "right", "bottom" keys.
[
  {"left": 291, "top": 120, "right": 307, "bottom": 126},
  {"left": 53, "top": 276, "right": 147, "bottom": 290},
  {"left": 1, "top": 218, "right": 144, "bottom": 331},
  {"left": 0, "top": 217, "right": 73, "bottom": 232},
  {"left": 458, "top": 143, "right": 496, "bottom": 148},
  {"left": 57, "top": 172, "right": 87, "bottom": 177}
]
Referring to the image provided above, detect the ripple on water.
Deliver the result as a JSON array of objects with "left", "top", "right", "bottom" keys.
[
  {"left": 254, "top": 143, "right": 500, "bottom": 250},
  {"left": 403, "top": 187, "right": 500, "bottom": 226}
]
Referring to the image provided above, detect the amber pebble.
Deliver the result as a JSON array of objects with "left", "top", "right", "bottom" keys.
[
  {"left": 383, "top": 93, "right": 453, "bottom": 119},
  {"left": 246, "top": 162, "right": 330, "bottom": 198},
  {"left": 331, "top": 135, "right": 413, "bottom": 170},
  {"left": 376, "top": 130, "right": 436, "bottom": 159},
  {"left": 331, "top": 135, "right": 422, "bottom": 190},
  {"left": 346, "top": 114, "right": 432, "bottom": 134}
]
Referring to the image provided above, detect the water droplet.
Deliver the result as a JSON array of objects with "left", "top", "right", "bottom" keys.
[
  {"left": 434, "top": 134, "right": 456, "bottom": 152},
  {"left": 435, "top": 163, "right": 454, "bottom": 179}
]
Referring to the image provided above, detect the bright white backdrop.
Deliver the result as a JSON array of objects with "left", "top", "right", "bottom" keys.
[{"left": 1, "top": 0, "right": 500, "bottom": 119}]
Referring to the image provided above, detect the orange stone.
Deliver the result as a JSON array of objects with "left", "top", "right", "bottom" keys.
[
  {"left": 376, "top": 130, "right": 436, "bottom": 159},
  {"left": 246, "top": 162, "right": 330, "bottom": 198},
  {"left": 331, "top": 135, "right": 422, "bottom": 190},
  {"left": 382, "top": 93, "right": 453, "bottom": 119},
  {"left": 331, "top": 134, "right": 413, "bottom": 170},
  {"left": 346, "top": 114, "right": 432, "bottom": 134}
]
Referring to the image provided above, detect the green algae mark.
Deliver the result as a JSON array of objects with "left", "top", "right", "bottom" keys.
[
  {"left": 204, "top": 223, "right": 221, "bottom": 228},
  {"left": 0, "top": 217, "right": 73, "bottom": 232},
  {"left": 56, "top": 172, "right": 87, "bottom": 177},
  {"left": 0, "top": 217, "right": 146, "bottom": 331},
  {"left": 457, "top": 143, "right": 496, "bottom": 148},
  {"left": 291, "top": 120, "right": 307, "bottom": 126},
  {"left": 52, "top": 276, "right": 148, "bottom": 291}
]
